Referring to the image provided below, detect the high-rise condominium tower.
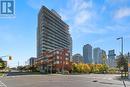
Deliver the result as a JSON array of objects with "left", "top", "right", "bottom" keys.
[{"left": 83, "top": 44, "right": 92, "bottom": 64}]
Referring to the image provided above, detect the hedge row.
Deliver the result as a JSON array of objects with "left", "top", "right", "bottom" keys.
[{"left": 72, "top": 63, "right": 108, "bottom": 74}]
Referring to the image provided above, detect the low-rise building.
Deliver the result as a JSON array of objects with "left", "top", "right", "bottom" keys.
[{"left": 36, "top": 48, "right": 71, "bottom": 73}]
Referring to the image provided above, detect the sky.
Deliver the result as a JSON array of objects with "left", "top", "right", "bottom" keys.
[{"left": 0, "top": 0, "right": 130, "bottom": 67}]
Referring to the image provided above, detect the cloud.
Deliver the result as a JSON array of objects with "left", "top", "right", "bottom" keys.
[
  {"left": 59, "top": 0, "right": 130, "bottom": 37},
  {"left": 114, "top": 7, "right": 130, "bottom": 19},
  {"left": 59, "top": 0, "right": 101, "bottom": 35},
  {"left": 101, "top": 5, "right": 106, "bottom": 12},
  {"left": 71, "top": 0, "right": 92, "bottom": 12},
  {"left": 75, "top": 25, "right": 107, "bottom": 34},
  {"left": 59, "top": 0, "right": 93, "bottom": 21},
  {"left": 74, "top": 10, "right": 91, "bottom": 25},
  {"left": 27, "top": 0, "right": 44, "bottom": 9}
]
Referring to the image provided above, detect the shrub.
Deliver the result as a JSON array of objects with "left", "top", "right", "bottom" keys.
[
  {"left": 108, "top": 68, "right": 119, "bottom": 74},
  {"left": 72, "top": 63, "right": 91, "bottom": 73},
  {"left": 72, "top": 63, "right": 108, "bottom": 74}
]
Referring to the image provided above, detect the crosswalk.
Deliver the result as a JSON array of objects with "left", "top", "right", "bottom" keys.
[{"left": 0, "top": 81, "right": 7, "bottom": 87}]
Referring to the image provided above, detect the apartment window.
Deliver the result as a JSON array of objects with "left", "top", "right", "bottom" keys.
[
  {"left": 57, "top": 56, "right": 59, "bottom": 59},
  {"left": 60, "top": 57, "right": 62, "bottom": 59},
  {"left": 56, "top": 61, "right": 59, "bottom": 64},
  {"left": 65, "top": 53, "right": 69, "bottom": 56},
  {"left": 54, "top": 61, "right": 56, "bottom": 64},
  {"left": 56, "top": 51, "right": 59, "bottom": 54},
  {"left": 66, "top": 57, "right": 69, "bottom": 60}
]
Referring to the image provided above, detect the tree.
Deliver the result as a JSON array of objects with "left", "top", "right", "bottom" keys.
[
  {"left": 116, "top": 54, "right": 128, "bottom": 70},
  {"left": 72, "top": 63, "right": 78, "bottom": 72},
  {"left": 28, "top": 65, "right": 38, "bottom": 72},
  {"left": 102, "top": 64, "right": 109, "bottom": 73},
  {"left": 0, "top": 59, "right": 6, "bottom": 69},
  {"left": 116, "top": 54, "right": 128, "bottom": 77},
  {"left": 17, "top": 66, "right": 24, "bottom": 72},
  {"left": 102, "top": 52, "right": 107, "bottom": 64}
]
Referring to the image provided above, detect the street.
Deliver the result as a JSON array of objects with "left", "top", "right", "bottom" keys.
[{"left": 0, "top": 74, "right": 129, "bottom": 87}]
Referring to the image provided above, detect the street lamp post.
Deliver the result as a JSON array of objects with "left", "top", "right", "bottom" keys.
[
  {"left": 117, "top": 37, "right": 123, "bottom": 55},
  {"left": 117, "top": 37, "right": 124, "bottom": 78},
  {"left": 128, "top": 52, "right": 130, "bottom": 79},
  {"left": 117, "top": 37, "right": 127, "bottom": 87}
]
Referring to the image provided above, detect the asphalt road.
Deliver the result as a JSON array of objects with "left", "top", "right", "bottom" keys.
[{"left": 0, "top": 74, "right": 129, "bottom": 87}]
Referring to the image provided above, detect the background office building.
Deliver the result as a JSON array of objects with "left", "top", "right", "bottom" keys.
[
  {"left": 29, "top": 57, "right": 37, "bottom": 66},
  {"left": 72, "top": 54, "right": 84, "bottom": 64},
  {"left": 37, "top": 6, "right": 72, "bottom": 73},
  {"left": 83, "top": 44, "right": 92, "bottom": 64},
  {"left": 108, "top": 50, "right": 116, "bottom": 67},
  {"left": 93, "top": 47, "right": 102, "bottom": 64}
]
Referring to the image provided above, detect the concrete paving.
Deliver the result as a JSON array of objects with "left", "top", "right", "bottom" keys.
[{"left": 0, "top": 74, "right": 129, "bottom": 87}]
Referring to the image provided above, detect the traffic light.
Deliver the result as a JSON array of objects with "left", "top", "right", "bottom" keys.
[{"left": 9, "top": 56, "right": 12, "bottom": 60}]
